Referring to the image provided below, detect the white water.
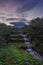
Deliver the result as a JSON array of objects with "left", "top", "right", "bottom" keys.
[{"left": 19, "top": 32, "right": 43, "bottom": 60}]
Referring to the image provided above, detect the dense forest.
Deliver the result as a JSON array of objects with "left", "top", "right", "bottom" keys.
[
  {"left": 23, "top": 18, "right": 43, "bottom": 56},
  {"left": 0, "top": 23, "right": 11, "bottom": 47}
]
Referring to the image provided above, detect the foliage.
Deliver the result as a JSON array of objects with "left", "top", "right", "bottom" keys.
[
  {"left": 0, "top": 44, "right": 43, "bottom": 65},
  {"left": 23, "top": 17, "right": 43, "bottom": 56},
  {"left": 0, "top": 23, "right": 24, "bottom": 47}
]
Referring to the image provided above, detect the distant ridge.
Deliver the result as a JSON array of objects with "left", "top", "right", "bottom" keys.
[
  {"left": 9, "top": 18, "right": 29, "bottom": 28},
  {"left": 10, "top": 22, "right": 25, "bottom": 28}
]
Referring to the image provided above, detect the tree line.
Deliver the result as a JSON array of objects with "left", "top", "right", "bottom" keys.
[{"left": 23, "top": 17, "right": 43, "bottom": 56}]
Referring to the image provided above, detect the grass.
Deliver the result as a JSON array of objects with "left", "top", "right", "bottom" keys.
[{"left": 0, "top": 43, "right": 43, "bottom": 65}]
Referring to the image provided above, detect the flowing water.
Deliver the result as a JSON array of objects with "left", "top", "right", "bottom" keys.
[{"left": 19, "top": 32, "right": 43, "bottom": 60}]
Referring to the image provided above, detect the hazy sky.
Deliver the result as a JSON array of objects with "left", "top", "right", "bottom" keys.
[{"left": 0, "top": 0, "right": 43, "bottom": 25}]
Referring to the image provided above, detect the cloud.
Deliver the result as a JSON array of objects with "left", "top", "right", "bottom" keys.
[
  {"left": 0, "top": 0, "right": 41, "bottom": 25},
  {"left": 17, "top": 0, "right": 39, "bottom": 13},
  {"left": 6, "top": 18, "right": 20, "bottom": 21},
  {"left": 0, "top": 0, "right": 39, "bottom": 13}
]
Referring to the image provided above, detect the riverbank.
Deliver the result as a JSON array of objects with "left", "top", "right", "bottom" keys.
[{"left": 0, "top": 43, "right": 43, "bottom": 65}]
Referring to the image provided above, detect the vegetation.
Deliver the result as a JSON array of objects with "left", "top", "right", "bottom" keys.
[
  {"left": 0, "top": 44, "right": 43, "bottom": 65},
  {"left": 0, "top": 23, "right": 24, "bottom": 46},
  {"left": 0, "top": 21, "right": 43, "bottom": 65},
  {"left": 0, "top": 23, "right": 11, "bottom": 47},
  {"left": 23, "top": 17, "right": 43, "bottom": 56}
]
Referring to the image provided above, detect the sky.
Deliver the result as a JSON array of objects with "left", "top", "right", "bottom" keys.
[{"left": 0, "top": 0, "right": 43, "bottom": 25}]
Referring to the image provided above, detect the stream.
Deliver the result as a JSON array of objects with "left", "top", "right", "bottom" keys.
[{"left": 19, "top": 32, "right": 43, "bottom": 60}]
